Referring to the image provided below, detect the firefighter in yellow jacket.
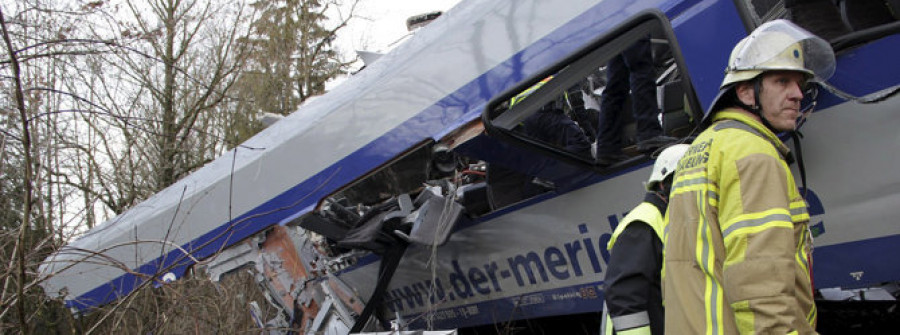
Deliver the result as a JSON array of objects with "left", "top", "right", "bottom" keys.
[
  {"left": 603, "top": 144, "right": 689, "bottom": 335},
  {"left": 663, "top": 20, "right": 835, "bottom": 334}
]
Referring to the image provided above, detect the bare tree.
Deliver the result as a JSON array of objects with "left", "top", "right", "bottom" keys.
[
  {"left": 0, "top": 0, "right": 84, "bottom": 332},
  {"left": 85, "top": 0, "right": 252, "bottom": 191},
  {"left": 1, "top": 0, "right": 364, "bottom": 332},
  {"left": 0, "top": 0, "right": 259, "bottom": 332}
]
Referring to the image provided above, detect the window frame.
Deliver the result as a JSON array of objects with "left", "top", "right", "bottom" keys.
[
  {"left": 732, "top": 0, "right": 900, "bottom": 51},
  {"left": 481, "top": 9, "right": 701, "bottom": 173}
]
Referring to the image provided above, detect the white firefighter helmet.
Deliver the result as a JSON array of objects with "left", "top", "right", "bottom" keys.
[
  {"left": 645, "top": 144, "right": 690, "bottom": 191},
  {"left": 721, "top": 19, "right": 835, "bottom": 88},
  {"left": 705, "top": 19, "right": 836, "bottom": 122}
]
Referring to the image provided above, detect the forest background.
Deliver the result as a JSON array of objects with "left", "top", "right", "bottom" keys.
[{"left": 0, "top": 0, "right": 454, "bottom": 333}]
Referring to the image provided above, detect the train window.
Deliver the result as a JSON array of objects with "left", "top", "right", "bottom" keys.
[
  {"left": 741, "top": 0, "right": 786, "bottom": 25},
  {"left": 738, "top": 0, "right": 900, "bottom": 45},
  {"left": 299, "top": 140, "right": 489, "bottom": 255},
  {"left": 484, "top": 11, "right": 699, "bottom": 172}
]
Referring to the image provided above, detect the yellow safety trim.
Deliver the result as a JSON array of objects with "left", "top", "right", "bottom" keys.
[
  {"left": 790, "top": 200, "right": 810, "bottom": 222},
  {"left": 607, "top": 202, "right": 664, "bottom": 251},
  {"left": 611, "top": 311, "right": 651, "bottom": 331},
  {"left": 510, "top": 76, "right": 552, "bottom": 106},
  {"left": 722, "top": 209, "right": 793, "bottom": 242},
  {"left": 807, "top": 302, "right": 817, "bottom": 325},
  {"left": 617, "top": 326, "right": 652, "bottom": 335},
  {"left": 796, "top": 227, "right": 811, "bottom": 276},
  {"left": 731, "top": 300, "right": 753, "bottom": 334},
  {"left": 602, "top": 308, "right": 655, "bottom": 335},
  {"left": 666, "top": 109, "right": 816, "bottom": 333},
  {"left": 696, "top": 191, "right": 724, "bottom": 335}
]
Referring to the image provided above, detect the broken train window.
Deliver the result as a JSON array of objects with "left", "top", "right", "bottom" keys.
[{"left": 298, "top": 141, "right": 483, "bottom": 257}]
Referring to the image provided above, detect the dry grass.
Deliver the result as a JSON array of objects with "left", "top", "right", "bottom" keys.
[{"left": 1, "top": 243, "right": 281, "bottom": 335}]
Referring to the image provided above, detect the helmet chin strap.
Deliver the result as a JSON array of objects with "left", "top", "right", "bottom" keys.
[
  {"left": 792, "top": 130, "right": 809, "bottom": 199},
  {"left": 731, "top": 79, "right": 778, "bottom": 133},
  {"left": 746, "top": 78, "right": 810, "bottom": 199},
  {"left": 751, "top": 79, "right": 779, "bottom": 134}
]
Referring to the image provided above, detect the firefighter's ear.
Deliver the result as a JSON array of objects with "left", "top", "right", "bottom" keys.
[{"left": 735, "top": 81, "right": 756, "bottom": 107}]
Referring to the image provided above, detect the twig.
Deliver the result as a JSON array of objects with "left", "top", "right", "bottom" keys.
[{"left": 1, "top": 6, "right": 34, "bottom": 335}]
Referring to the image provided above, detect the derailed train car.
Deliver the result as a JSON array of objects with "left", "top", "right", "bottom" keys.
[{"left": 40, "top": 0, "right": 900, "bottom": 333}]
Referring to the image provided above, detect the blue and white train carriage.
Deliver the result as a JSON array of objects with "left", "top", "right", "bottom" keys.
[{"left": 40, "top": 0, "right": 900, "bottom": 333}]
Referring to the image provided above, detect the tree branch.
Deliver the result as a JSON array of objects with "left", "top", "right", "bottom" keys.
[{"left": 0, "top": 6, "right": 34, "bottom": 335}]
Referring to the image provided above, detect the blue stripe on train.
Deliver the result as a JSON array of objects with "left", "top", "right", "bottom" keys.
[
  {"left": 395, "top": 234, "right": 900, "bottom": 328},
  {"left": 67, "top": 0, "right": 900, "bottom": 309},
  {"left": 67, "top": 0, "right": 663, "bottom": 310}
]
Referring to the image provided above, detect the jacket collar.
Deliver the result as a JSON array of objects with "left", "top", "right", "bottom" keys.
[
  {"left": 644, "top": 192, "right": 667, "bottom": 216},
  {"left": 712, "top": 108, "right": 792, "bottom": 161}
]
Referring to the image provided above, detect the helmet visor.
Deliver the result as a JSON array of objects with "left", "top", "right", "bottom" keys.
[{"left": 728, "top": 19, "right": 836, "bottom": 81}]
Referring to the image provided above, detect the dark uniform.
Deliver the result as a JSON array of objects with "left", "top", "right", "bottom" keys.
[{"left": 603, "top": 193, "right": 666, "bottom": 335}]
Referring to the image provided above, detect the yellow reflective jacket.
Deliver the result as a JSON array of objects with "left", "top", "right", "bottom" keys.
[
  {"left": 609, "top": 201, "right": 664, "bottom": 250},
  {"left": 663, "top": 109, "right": 815, "bottom": 335},
  {"left": 604, "top": 201, "right": 665, "bottom": 335}
]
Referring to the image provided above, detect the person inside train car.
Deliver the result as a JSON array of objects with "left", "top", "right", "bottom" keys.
[
  {"left": 488, "top": 79, "right": 593, "bottom": 208},
  {"left": 563, "top": 73, "right": 603, "bottom": 143},
  {"left": 602, "top": 144, "right": 689, "bottom": 335},
  {"left": 663, "top": 19, "right": 835, "bottom": 334},
  {"left": 596, "top": 35, "right": 676, "bottom": 166}
]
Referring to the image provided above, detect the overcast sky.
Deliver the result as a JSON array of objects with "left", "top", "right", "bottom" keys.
[
  {"left": 321, "top": 0, "right": 461, "bottom": 87},
  {"left": 334, "top": 0, "right": 463, "bottom": 55}
]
